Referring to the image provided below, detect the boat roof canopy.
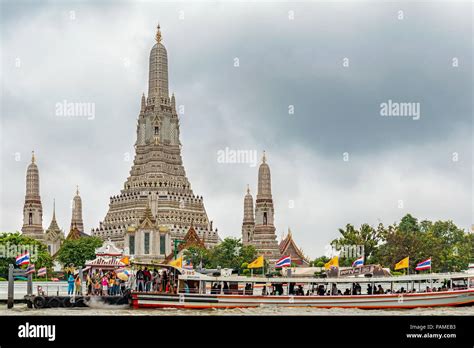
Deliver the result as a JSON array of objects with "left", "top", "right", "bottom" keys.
[
  {"left": 178, "top": 272, "right": 474, "bottom": 284},
  {"left": 130, "top": 262, "right": 180, "bottom": 271}
]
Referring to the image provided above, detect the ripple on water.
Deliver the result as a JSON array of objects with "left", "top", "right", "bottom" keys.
[{"left": 0, "top": 304, "right": 472, "bottom": 316}]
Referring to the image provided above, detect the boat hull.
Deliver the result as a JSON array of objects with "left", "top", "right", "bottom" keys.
[{"left": 131, "top": 289, "right": 474, "bottom": 309}]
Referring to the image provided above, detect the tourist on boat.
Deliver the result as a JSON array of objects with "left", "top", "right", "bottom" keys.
[
  {"left": 152, "top": 269, "right": 159, "bottom": 292},
  {"left": 397, "top": 287, "right": 406, "bottom": 294},
  {"left": 161, "top": 270, "right": 168, "bottom": 292},
  {"left": 262, "top": 285, "right": 267, "bottom": 296},
  {"left": 143, "top": 267, "right": 152, "bottom": 292},
  {"left": 67, "top": 273, "right": 75, "bottom": 295},
  {"left": 367, "top": 284, "right": 373, "bottom": 295},
  {"left": 136, "top": 268, "right": 145, "bottom": 292},
  {"left": 75, "top": 274, "right": 82, "bottom": 295},
  {"left": 86, "top": 273, "right": 92, "bottom": 295},
  {"left": 101, "top": 276, "right": 108, "bottom": 296},
  {"left": 223, "top": 282, "right": 229, "bottom": 294},
  {"left": 331, "top": 283, "right": 338, "bottom": 295},
  {"left": 377, "top": 285, "right": 384, "bottom": 294},
  {"left": 94, "top": 276, "right": 101, "bottom": 295},
  {"left": 344, "top": 288, "right": 351, "bottom": 295}
]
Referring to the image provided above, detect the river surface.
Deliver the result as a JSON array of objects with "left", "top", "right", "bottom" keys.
[
  {"left": 1, "top": 281, "right": 473, "bottom": 316},
  {"left": 1, "top": 302, "right": 473, "bottom": 316}
]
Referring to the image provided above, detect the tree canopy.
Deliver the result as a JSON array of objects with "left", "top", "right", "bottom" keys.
[
  {"left": 328, "top": 214, "right": 473, "bottom": 272},
  {"left": 55, "top": 236, "right": 103, "bottom": 268},
  {"left": 183, "top": 237, "right": 258, "bottom": 272},
  {"left": 0, "top": 232, "right": 53, "bottom": 276}
]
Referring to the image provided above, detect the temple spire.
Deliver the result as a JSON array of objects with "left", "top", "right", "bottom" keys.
[
  {"left": 22, "top": 151, "right": 44, "bottom": 240},
  {"left": 148, "top": 24, "right": 169, "bottom": 101},
  {"left": 155, "top": 24, "right": 162, "bottom": 43},
  {"left": 52, "top": 199, "right": 56, "bottom": 220},
  {"left": 71, "top": 186, "right": 84, "bottom": 233},
  {"left": 262, "top": 150, "right": 266, "bottom": 164}
]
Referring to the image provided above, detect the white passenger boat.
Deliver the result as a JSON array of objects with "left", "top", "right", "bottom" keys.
[{"left": 130, "top": 266, "right": 474, "bottom": 309}]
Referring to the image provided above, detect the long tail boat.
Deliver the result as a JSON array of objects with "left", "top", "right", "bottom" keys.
[{"left": 130, "top": 265, "right": 474, "bottom": 309}]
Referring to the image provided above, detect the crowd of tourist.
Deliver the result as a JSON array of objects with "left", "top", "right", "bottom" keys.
[
  {"left": 133, "top": 267, "right": 178, "bottom": 293},
  {"left": 65, "top": 270, "right": 126, "bottom": 296}
]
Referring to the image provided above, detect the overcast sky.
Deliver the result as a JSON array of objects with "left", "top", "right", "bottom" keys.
[{"left": 0, "top": 1, "right": 472, "bottom": 258}]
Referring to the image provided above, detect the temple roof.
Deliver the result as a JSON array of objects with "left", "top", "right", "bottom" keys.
[
  {"left": 66, "top": 223, "right": 89, "bottom": 240},
  {"left": 279, "top": 228, "right": 309, "bottom": 266},
  {"left": 85, "top": 256, "right": 125, "bottom": 269},
  {"left": 179, "top": 223, "right": 205, "bottom": 251},
  {"left": 138, "top": 202, "right": 156, "bottom": 229},
  {"left": 164, "top": 223, "right": 205, "bottom": 262}
]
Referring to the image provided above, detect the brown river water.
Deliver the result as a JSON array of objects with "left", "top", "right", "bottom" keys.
[{"left": 1, "top": 301, "right": 473, "bottom": 316}]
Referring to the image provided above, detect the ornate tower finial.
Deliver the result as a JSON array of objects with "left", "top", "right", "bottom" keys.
[
  {"left": 31, "top": 151, "right": 35, "bottom": 163},
  {"left": 76, "top": 185, "right": 79, "bottom": 195},
  {"left": 53, "top": 198, "right": 56, "bottom": 219},
  {"left": 155, "top": 24, "right": 162, "bottom": 43},
  {"left": 262, "top": 150, "right": 266, "bottom": 164},
  {"left": 247, "top": 184, "right": 250, "bottom": 194}
]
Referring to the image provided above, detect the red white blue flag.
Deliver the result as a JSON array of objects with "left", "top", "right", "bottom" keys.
[
  {"left": 415, "top": 258, "right": 432, "bottom": 271},
  {"left": 37, "top": 267, "right": 47, "bottom": 277},
  {"left": 25, "top": 264, "right": 35, "bottom": 275},
  {"left": 16, "top": 252, "right": 30, "bottom": 266},
  {"left": 276, "top": 255, "right": 291, "bottom": 268},
  {"left": 352, "top": 256, "right": 364, "bottom": 268},
  {"left": 183, "top": 259, "right": 193, "bottom": 270}
]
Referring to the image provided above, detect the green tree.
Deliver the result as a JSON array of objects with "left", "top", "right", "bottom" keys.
[
  {"left": 206, "top": 237, "right": 257, "bottom": 271},
  {"left": 56, "top": 237, "right": 103, "bottom": 268},
  {"left": 183, "top": 245, "right": 210, "bottom": 268},
  {"left": 0, "top": 232, "right": 53, "bottom": 276},
  {"left": 373, "top": 215, "right": 472, "bottom": 273},
  {"left": 331, "top": 223, "right": 383, "bottom": 265},
  {"left": 310, "top": 256, "right": 329, "bottom": 267}
]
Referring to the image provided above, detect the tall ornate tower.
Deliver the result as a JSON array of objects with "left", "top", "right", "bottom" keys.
[
  {"left": 93, "top": 25, "right": 220, "bottom": 249},
  {"left": 241, "top": 185, "right": 255, "bottom": 245},
  {"left": 252, "top": 152, "right": 281, "bottom": 263},
  {"left": 21, "top": 151, "right": 44, "bottom": 240},
  {"left": 70, "top": 186, "right": 84, "bottom": 233}
]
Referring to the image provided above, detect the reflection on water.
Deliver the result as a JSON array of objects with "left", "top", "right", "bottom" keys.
[{"left": 1, "top": 304, "right": 473, "bottom": 316}]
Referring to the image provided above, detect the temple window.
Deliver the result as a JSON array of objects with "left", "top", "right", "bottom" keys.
[
  {"left": 160, "top": 234, "right": 166, "bottom": 255},
  {"left": 154, "top": 126, "right": 159, "bottom": 135},
  {"left": 263, "top": 212, "right": 267, "bottom": 225},
  {"left": 29, "top": 212, "right": 33, "bottom": 225},
  {"left": 129, "top": 235, "right": 135, "bottom": 255},
  {"left": 144, "top": 232, "right": 150, "bottom": 254}
]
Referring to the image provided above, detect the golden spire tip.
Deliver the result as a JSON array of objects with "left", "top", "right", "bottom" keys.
[{"left": 155, "top": 23, "right": 162, "bottom": 43}]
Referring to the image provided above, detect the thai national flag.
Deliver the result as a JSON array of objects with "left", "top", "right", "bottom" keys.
[
  {"left": 25, "top": 264, "right": 35, "bottom": 275},
  {"left": 182, "top": 259, "right": 193, "bottom": 270},
  {"left": 415, "top": 258, "right": 432, "bottom": 271},
  {"left": 15, "top": 252, "right": 30, "bottom": 266},
  {"left": 37, "top": 267, "right": 47, "bottom": 277},
  {"left": 276, "top": 255, "right": 291, "bottom": 268},
  {"left": 352, "top": 256, "right": 364, "bottom": 268}
]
